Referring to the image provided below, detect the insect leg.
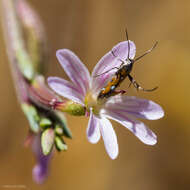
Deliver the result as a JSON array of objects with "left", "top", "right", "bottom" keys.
[
  {"left": 111, "top": 89, "right": 126, "bottom": 96},
  {"left": 127, "top": 81, "right": 132, "bottom": 89},
  {"left": 128, "top": 74, "right": 158, "bottom": 92},
  {"left": 134, "top": 41, "right": 158, "bottom": 62}
]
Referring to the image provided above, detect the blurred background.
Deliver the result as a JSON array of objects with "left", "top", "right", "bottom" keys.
[{"left": 0, "top": 0, "right": 190, "bottom": 189}]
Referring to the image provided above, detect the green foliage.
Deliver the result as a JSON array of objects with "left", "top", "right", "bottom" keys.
[
  {"left": 39, "top": 118, "right": 52, "bottom": 129},
  {"left": 21, "top": 103, "right": 40, "bottom": 133},
  {"left": 55, "top": 136, "right": 68, "bottom": 151},
  {"left": 41, "top": 128, "right": 55, "bottom": 155}
]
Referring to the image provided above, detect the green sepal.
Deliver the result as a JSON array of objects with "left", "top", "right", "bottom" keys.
[
  {"left": 21, "top": 103, "right": 40, "bottom": 133},
  {"left": 55, "top": 136, "right": 67, "bottom": 151},
  {"left": 39, "top": 118, "right": 52, "bottom": 129},
  {"left": 41, "top": 128, "right": 55, "bottom": 155},
  {"left": 55, "top": 125, "right": 63, "bottom": 136},
  {"left": 54, "top": 111, "right": 72, "bottom": 138},
  {"left": 27, "top": 30, "right": 43, "bottom": 73},
  {"left": 61, "top": 101, "right": 86, "bottom": 116},
  {"left": 16, "top": 49, "right": 35, "bottom": 81}
]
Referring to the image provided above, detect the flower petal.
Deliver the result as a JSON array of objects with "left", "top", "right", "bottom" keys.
[
  {"left": 99, "top": 117, "right": 118, "bottom": 159},
  {"left": 87, "top": 109, "right": 101, "bottom": 144},
  {"left": 105, "top": 95, "right": 164, "bottom": 120},
  {"left": 48, "top": 77, "right": 84, "bottom": 105},
  {"left": 103, "top": 110, "right": 157, "bottom": 145},
  {"left": 32, "top": 135, "right": 52, "bottom": 184},
  {"left": 91, "top": 41, "right": 136, "bottom": 95},
  {"left": 56, "top": 49, "right": 90, "bottom": 96}
]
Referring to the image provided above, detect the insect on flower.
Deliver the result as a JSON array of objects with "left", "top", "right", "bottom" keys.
[
  {"left": 48, "top": 38, "right": 164, "bottom": 159},
  {"left": 96, "top": 29, "right": 158, "bottom": 100}
]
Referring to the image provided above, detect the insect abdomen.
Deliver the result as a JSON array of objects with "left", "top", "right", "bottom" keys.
[{"left": 97, "top": 69, "right": 128, "bottom": 99}]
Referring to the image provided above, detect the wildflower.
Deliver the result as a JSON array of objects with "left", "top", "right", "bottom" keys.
[{"left": 48, "top": 41, "right": 164, "bottom": 159}]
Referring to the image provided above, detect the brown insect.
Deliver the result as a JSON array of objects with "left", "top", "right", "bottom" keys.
[{"left": 96, "top": 30, "right": 158, "bottom": 100}]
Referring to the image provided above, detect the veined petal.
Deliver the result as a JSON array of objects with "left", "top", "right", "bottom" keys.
[
  {"left": 103, "top": 111, "right": 157, "bottom": 145},
  {"left": 87, "top": 109, "right": 101, "bottom": 144},
  {"left": 91, "top": 41, "right": 136, "bottom": 95},
  {"left": 105, "top": 95, "right": 164, "bottom": 120},
  {"left": 48, "top": 77, "right": 84, "bottom": 105},
  {"left": 112, "top": 40, "right": 136, "bottom": 60},
  {"left": 56, "top": 49, "right": 90, "bottom": 96},
  {"left": 99, "top": 117, "right": 118, "bottom": 159}
]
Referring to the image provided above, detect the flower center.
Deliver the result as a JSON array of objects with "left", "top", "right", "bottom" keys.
[{"left": 84, "top": 92, "right": 103, "bottom": 115}]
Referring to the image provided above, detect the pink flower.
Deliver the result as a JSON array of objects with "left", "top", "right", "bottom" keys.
[{"left": 48, "top": 41, "right": 164, "bottom": 159}]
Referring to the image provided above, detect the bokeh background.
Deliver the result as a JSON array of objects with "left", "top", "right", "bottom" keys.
[{"left": 0, "top": 0, "right": 190, "bottom": 190}]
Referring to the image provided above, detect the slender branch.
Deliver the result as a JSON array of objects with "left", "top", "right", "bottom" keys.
[
  {"left": 1, "top": 0, "right": 35, "bottom": 81},
  {"left": 16, "top": 0, "right": 49, "bottom": 73}
]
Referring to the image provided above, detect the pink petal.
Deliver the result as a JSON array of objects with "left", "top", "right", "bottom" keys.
[
  {"left": 91, "top": 41, "right": 136, "bottom": 95},
  {"left": 99, "top": 117, "right": 118, "bottom": 159},
  {"left": 105, "top": 95, "right": 164, "bottom": 120},
  {"left": 87, "top": 109, "right": 101, "bottom": 144},
  {"left": 48, "top": 77, "right": 84, "bottom": 105},
  {"left": 56, "top": 49, "right": 90, "bottom": 96},
  {"left": 103, "top": 111, "right": 157, "bottom": 145}
]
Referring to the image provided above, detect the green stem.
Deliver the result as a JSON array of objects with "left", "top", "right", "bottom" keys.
[
  {"left": 16, "top": 0, "right": 49, "bottom": 74},
  {"left": 1, "top": 0, "right": 35, "bottom": 81}
]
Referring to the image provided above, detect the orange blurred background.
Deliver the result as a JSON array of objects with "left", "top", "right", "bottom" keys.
[{"left": 0, "top": 0, "right": 190, "bottom": 189}]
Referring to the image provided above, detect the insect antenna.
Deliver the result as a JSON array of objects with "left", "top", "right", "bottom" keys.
[
  {"left": 93, "top": 66, "right": 119, "bottom": 77},
  {"left": 111, "top": 50, "right": 126, "bottom": 65},
  {"left": 125, "top": 28, "right": 130, "bottom": 60},
  {"left": 93, "top": 28, "right": 132, "bottom": 78},
  {"left": 134, "top": 41, "right": 158, "bottom": 62},
  {"left": 93, "top": 49, "right": 124, "bottom": 77}
]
